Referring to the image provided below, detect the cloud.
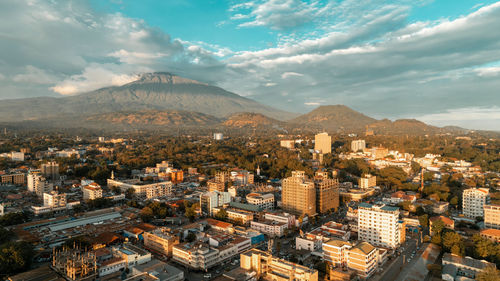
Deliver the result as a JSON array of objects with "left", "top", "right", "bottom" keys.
[
  {"left": 281, "top": 72, "right": 303, "bottom": 79},
  {"left": 12, "top": 65, "right": 59, "bottom": 84},
  {"left": 304, "top": 102, "right": 320, "bottom": 106}
]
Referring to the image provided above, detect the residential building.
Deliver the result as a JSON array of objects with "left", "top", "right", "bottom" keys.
[
  {"left": 10, "top": 151, "right": 24, "bottom": 161},
  {"left": 246, "top": 193, "right": 274, "bottom": 210},
  {"left": 315, "top": 132, "right": 332, "bottom": 154},
  {"left": 41, "top": 161, "right": 59, "bottom": 180},
  {"left": 231, "top": 170, "right": 254, "bottom": 186},
  {"left": 200, "top": 191, "right": 232, "bottom": 215},
  {"left": 213, "top": 207, "right": 254, "bottom": 225},
  {"left": 114, "top": 244, "right": 152, "bottom": 267},
  {"left": 351, "top": 140, "right": 366, "bottom": 152},
  {"left": 146, "top": 182, "right": 173, "bottom": 199},
  {"left": 484, "top": 204, "right": 500, "bottom": 229},
  {"left": 359, "top": 174, "right": 376, "bottom": 189},
  {"left": 240, "top": 249, "right": 318, "bottom": 281},
  {"left": 442, "top": 253, "right": 496, "bottom": 281},
  {"left": 130, "top": 259, "right": 184, "bottom": 281},
  {"left": 27, "top": 172, "right": 53, "bottom": 197},
  {"left": 314, "top": 172, "right": 340, "bottom": 213},
  {"left": 358, "top": 203, "right": 400, "bottom": 249},
  {"left": 143, "top": 228, "right": 180, "bottom": 257},
  {"left": 480, "top": 229, "right": 500, "bottom": 243},
  {"left": 44, "top": 191, "right": 67, "bottom": 207},
  {"left": 83, "top": 183, "right": 103, "bottom": 201},
  {"left": 250, "top": 220, "right": 287, "bottom": 237},
  {"left": 429, "top": 216, "right": 454, "bottom": 236},
  {"left": 263, "top": 212, "right": 296, "bottom": 228},
  {"left": 296, "top": 221, "right": 350, "bottom": 252},
  {"left": 462, "top": 188, "right": 490, "bottom": 219},
  {"left": 214, "top": 133, "right": 223, "bottom": 140},
  {"left": 280, "top": 140, "right": 295, "bottom": 149},
  {"left": 282, "top": 171, "right": 316, "bottom": 216},
  {"left": 346, "top": 242, "right": 378, "bottom": 279},
  {"left": 0, "top": 172, "right": 25, "bottom": 185},
  {"left": 323, "top": 239, "right": 352, "bottom": 267},
  {"left": 107, "top": 179, "right": 173, "bottom": 197}
]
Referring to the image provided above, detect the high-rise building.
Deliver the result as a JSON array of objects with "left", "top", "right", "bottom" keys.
[
  {"left": 351, "top": 140, "right": 366, "bottom": 152},
  {"left": 484, "top": 204, "right": 500, "bottom": 229},
  {"left": 83, "top": 183, "right": 103, "bottom": 201},
  {"left": 359, "top": 174, "right": 377, "bottom": 189},
  {"left": 463, "top": 188, "right": 490, "bottom": 219},
  {"left": 358, "top": 203, "right": 400, "bottom": 249},
  {"left": 314, "top": 172, "right": 339, "bottom": 213},
  {"left": 200, "top": 191, "right": 232, "bottom": 215},
  {"left": 27, "top": 172, "right": 53, "bottom": 197},
  {"left": 282, "top": 171, "right": 316, "bottom": 216},
  {"left": 41, "top": 161, "right": 59, "bottom": 180},
  {"left": 314, "top": 133, "right": 332, "bottom": 154}
]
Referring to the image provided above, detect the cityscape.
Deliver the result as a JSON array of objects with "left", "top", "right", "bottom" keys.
[{"left": 1, "top": 1, "right": 500, "bottom": 281}]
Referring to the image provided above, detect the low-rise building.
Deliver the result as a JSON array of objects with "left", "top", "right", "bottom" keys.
[
  {"left": 323, "top": 239, "right": 378, "bottom": 279},
  {"left": 480, "top": 228, "right": 500, "bottom": 243},
  {"left": 143, "top": 228, "right": 180, "bottom": 257},
  {"left": 83, "top": 183, "right": 103, "bottom": 201},
  {"left": 246, "top": 193, "right": 274, "bottom": 210},
  {"left": 442, "top": 253, "right": 496, "bottom": 281},
  {"left": 429, "top": 216, "right": 455, "bottom": 236},
  {"left": 250, "top": 220, "right": 287, "bottom": 237}
]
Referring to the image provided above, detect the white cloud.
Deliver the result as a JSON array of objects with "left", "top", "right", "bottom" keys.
[
  {"left": 12, "top": 65, "right": 59, "bottom": 84},
  {"left": 281, "top": 72, "right": 303, "bottom": 79},
  {"left": 304, "top": 102, "right": 320, "bottom": 106}
]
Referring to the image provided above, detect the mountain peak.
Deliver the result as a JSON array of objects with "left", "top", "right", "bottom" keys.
[{"left": 132, "top": 72, "right": 206, "bottom": 85}]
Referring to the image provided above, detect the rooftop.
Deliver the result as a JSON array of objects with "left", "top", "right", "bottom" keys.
[{"left": 350, "top": 242, "right": 376, "bottom": 255}]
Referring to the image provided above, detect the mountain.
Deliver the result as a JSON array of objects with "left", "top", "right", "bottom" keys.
[
  {"left": 85, "top": 110, "right": 221, "bottom": 127},
  {"left": 367, "top": 119, "right": 441, "bottom": 135},
  {"left": 223, "top": 112, "right": 284, "bottom": 128},
  {"left": 0, "top": 72, "right": 296, "bottom": 122},
  {"left": 289, "top": 105, "right": 376, "bottom": 131}
]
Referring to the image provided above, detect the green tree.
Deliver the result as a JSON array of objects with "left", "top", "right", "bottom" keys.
[
  {"left": 0, "top": 241, "right": 34, "bottom": 276},
  {"left": 215, "top": 209, "right": 228, "bottom": 220},
  {"left": 418, "top": 214, "right": 428, "bottom": 228},
  {"left": 431, "top": 219, "right": 445, "bottom": 235},
  {"left": 449, "top": 196, "right": 458, "bottom": 206},
  {"left": 0, "top": 227, "right": 13, "bottom": 244},
  {"left": 442, "top": 232, "right": 463, "bottom": 254},
  {"left": 185, "top": 207, "right": 196, "bottom": 222},
  {"left": 140, "top": 207, "right": 154, "bottom": 222},
  {"left": 125, "top": 188, "right": 135, "bottom": 199},
  {"left": 476, "top": 266, "right": 500, "bottom": 281}
]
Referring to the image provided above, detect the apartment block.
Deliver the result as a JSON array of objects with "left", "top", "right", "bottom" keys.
[
  {"left": 143, "top": 228, "right": 180, "bottom": 257},
  {"left": 250, "top": 220, "right": 287, "bottom": 237},
  {"left": 282, "top": 171, "right": 316, "bottom": 216},
  {"left": 358, "top": 203, "right": 400, "bottom": 249},
  {"left": 484, "top": 204, "right": 500, "bottom": 229},
  {"left": 0, "top": 173, "right": 25, "bottom": 185},
  {"left": 315, "top": 132, "right": 332, "bottom": 154},
  {"left": 146, "top": 182, "right": 173, "bottom": 199},
  {"left": 83, "top": 183, "right": 103, "bottom": 201},
  {"left": 314, "top": 172, "right": 340, "bottom": 213},
  {"left": 462, "top": 188, "right": 490, "bottom": 219},
  {"left": 27, "top": 172, "right": 53, "bottom": 197},
  {"left": 246, "top": 193, "right": 274, "bottom": 210},
  {"left": 351, "top": 140, "right": 366, "bottom": 152},
  {"left": 200, "top": 191, "right": 232, "bottom": 216},
  {"left": 41, "top": 161, "right": 59, "bottom": 180},
  {"left": 359, "top": 174, "right": 376, "bottom": 189}
]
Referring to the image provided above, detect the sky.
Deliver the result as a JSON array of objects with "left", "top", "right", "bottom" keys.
[{"left": 0, "top": 0, "right": 499, "bottom": 130}]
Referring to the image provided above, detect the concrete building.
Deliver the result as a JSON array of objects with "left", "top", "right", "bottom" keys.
[
  {"left": 315, "top": 132, "right": 332, "bottom": 154},
  {"left": 263, "top": 212, "right": 296, "bottom": 228},
  {"left": 282, "top": 171, "right": 316, "bottom": 216},
  {"left": 130, "top": 259, "right": 184, "bottom": 281},
  {"left": 351, "top": 140, "right": 366, "bottom": 152},
  {"left": 114, "top": 244, "right": 152, "bottom": 267},
  {"left": 83, "top": 183, "right": 103, "bottom": 201},
  {"left": 240, "top": 249, "right": 318, "bottom": 281},
  {"left": 143, "top": 228, "right": 180, "bottom": 257},
  {"left": 480, "top": 228, "right": 500, "bottom": 243},
  {"left": 484, "top": 204, "right": 500, "bottom": 229},
  {"left": 10, "top": 151, "right": 24, "bottom": 161},
  {"left": 27, "top": 172, "right": 53, "bottom": 197},
  {"left": 250, "top": 220, "right": 287, "bottom": 237},
  {"left": 314, "top": 172, "right": 340, "bottom": 213},
  {"left": 200, "top": 191, "right": 232, "bottom": 215},
  {"left": 146, "top": 182, "right": 172, "bottom": 199},
  {"left": 214, "top": 133, "right": 223, "bottom": 140},
  {"left": 213, "top": 207, "right": 254, "bottom": 225},
  {"left": 296, "top": 221, "right": 350, "bottom": 252},
  {"left": 358, "top": 203, "right": 400, "bottom": 249},
  {"left": 0, "top": 172, "right": 25, "bottom": 185},
  {"left": 462, "top": 188, "right": 490, "bottom": 219},
  {"left": 246, "top": 193, "right": 274, "bottom": 210},
  {"left": 107, "top": 179, "right": 173, "bottom": 197},
  {"left": 323, "top": 240, "right": 379, "bottom": 279},
  {"left": 442, "top": 253, "right": 496, "bottom": 281},
  {"left": 359, "top": 174, "right": 376, "bottom": 189},
  {"left": 44, "top": 191, "right": 67, "bottom": 207},
  {"left": 41, "top": 161, "right": 59, "bottom": 180},
  {"left": 280, "top": 140, "right": 295, "bottom": 149}
]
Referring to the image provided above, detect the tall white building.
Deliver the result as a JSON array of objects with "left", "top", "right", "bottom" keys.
[
  {"left": 27, "top": 172, "right": 53, "bottom": 197},
  {"left": 351, "top": 140, "right": 366, "bottom": 152},
  {"left": 358, "top": 203, "right": 400, "bottom": 249},
  {"left": 200, "top": 191, "right": 232, "bottom": 215},
  {"left": 463, "top": 188, "right": 490, "bottom": 219},
  {"left": 484, "top": 204, "right": 500, "bottom": 229}
]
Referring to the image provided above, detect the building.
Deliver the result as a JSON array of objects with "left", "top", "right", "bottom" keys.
[
  {"left": 200, "top": 191, "right": 232, "bottom": 215},
  {"left": 114, "top": 244, "right": 152, "bottom": 267},
  {"left": 323, "top": 240, "right": 380, "bottom": 279},
  {"left": 429, "top": 216, "right": 454, "bottom": 236},
  {"left": 484, "top": 204, "right": 500, "bottom": 229},
  {"left": 213, "top": 207, "right": 254, "bottom": 225},
  {"left": 358, "top": 203, "right": 400, "bottom": 249},
  {"left": 250, "top": 220, "right": 287, "bottom": 237},
  {"left": 27, "top": 172, "right": 53, "bottom": 197},
  {"left": 282, "top": 171, "right": 316, "bottom": 216},
  {"left": 143, "top": 228, "right": 180, "bottom": 257},
  {"left": 130, "top": 259, "right": 184, "bottom": 281},
  {"left": 240, "top": 249, "right": 318, "bottom": 281},
  {"left": 107, "top": 179, "right": 173, "bottom": 197},
  {"left": 462, "top": 188, "right": 490, "bottom": 219},
  {"left": 315, "top": 132, "right": 332, "bottom": 154},
  {"left": 480, "top": 229, "right": 500, "bottom": 243},
  {"left": 231, "top": 170, "right": 254, "bottom": 186},
  {"left": 41, "top": 161, "right": 59, "bottom": 180},
  {"left": 264, "top": 212, "right": 296, "bottom": 228},
  {"left": 359, "top": 174, "right": 376, "bottom": 189},
  {"left": 246, "top": 193, "right": 274, "bottom": 210},
  {"left": 314, "top": 172, "right": 340, "bottom": 213},
  {"left": 83, "top": 183, "right": 103, "bottom": 201},
  {"left": 442, "top": 253, "right": 496, "bottom": 281},
  {"left": 0, "top": 172, "right": 25, "bottom": 185},
  {"left": 44, "top": 191, "right": 67, "bottom": 207},
  {"left": 146, "top": 182, "right": 173, "bottom": 199},
  {"left": 280, "top": 140, "right": 295, "bottom": 149},
  {"left": 351, "top": 140, "right": 366, "bottom": 152},
  {"left": 214, "top": 133, "right": 223, "bottom": 140},
  {"left": 296, "top": 221, "right": 350, "bottom": 252},
  {"left": 10, "top": 151, "right": 24, "bottom": 161}
]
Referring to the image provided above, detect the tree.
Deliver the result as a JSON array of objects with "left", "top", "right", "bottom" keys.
[
  {"left": 0, "top": 227, "right": 13, "bottom": 244},
  {"left": 185, "top": 206, "right": 196, "bottom": 222},
  {"left": 431, "top": 219, "right": 445, "bottom": 235},
  {"left": 0, "top": 241, "right": 35, "bottom": 275},
  {"left": 450, "top": 196, "right": 458, "bottom": 206},
  {"left": 125, "top": 188, "right": 135, "bottom": 199},
  {"left": 418, "top": 214, "right": 428, "bottom": 228},
  {"left": 431, "top": 233, "right": 441, "bottom": 245},
  {"left": 442, "top": 232, "right": 463, "bottom": 255},
  {"left": 476, "top": 266, "right": 500, "bottom": 281},
  {"left": 140, "top": 207, "right": 154, "bottom": 222},
  {"left": 215, "top": 209, "right": 228, "bottom": 220}
]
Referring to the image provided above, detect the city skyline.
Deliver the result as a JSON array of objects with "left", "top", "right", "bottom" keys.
[{"left": 0, "top": 0, "right": 499, "bottom": 130}]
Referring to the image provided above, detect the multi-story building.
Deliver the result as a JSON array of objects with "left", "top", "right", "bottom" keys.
[
  {"left": 282, "top": 171, "right": 316, "bottom": 216},
  {"left": 107, "top": 178, "right": 173, "bottom": 197},
  {"left": 146, "top": 182, "right": 173, "bottom": 199},
  {"left": 280, "top": 140, "right": 295, "bottom": 149},
  {"left": 246, "top": 193, "right": 274, "bottom": 210},
  {"left": 41, "top": 161, "right": 59, "bottom": 180},
  {"left": 240, "top": 249, "right": 318, "bottom": 281},
  {"left": 358, "top": 203, "right": 400, "bottom": 249},
  {"left": 314, "top": 172, "right": 340, "bottom": 213},
  {"left": 315, "top": 132, "right": 332, "bottom": 154},
  {"left": 323, "top": 239, "right": 352, "bottom": 267},
  {"left": 296, "top": 221, "right": 350, "bottom": 252},
  {"left": 484, "top": 204, "right": 500, "bottom": 229},
  {"left": 44, "top": 191, "right": 67, "bottom": 207},
  {"left": 0, "top": 172, "right": 25, "bottom": 185},
  {"left": 250, "top": 220, "right": 287, "bottom": 237},
  {"left": 143, "top": 228, "right": 180, "bottom": 257},
  {"left": 347, "top": 242, "right": 378, "bottom": 279},
  {"left": 462, "top": 188, "right": 490, "bottom": 219},
  {"left": 10, "top": 151, "right": 24, "bottom": 161},
  {"left": 213, "top": 207, "right": 254, "bottom": 225},
  {"left": 200, "top": 191, "right": 232, "bottom": 215},
  {"left": 480, "top": 229, "right": 500, "bottom": 243},
  {"left": 351, "top": 140, "right": 366, "bottom": 152},
  {"left": 83, "top": 183, "right": 103, "bottom": 201},
  {"left": 231, "top": 170, "right": 254, "bottom": 186},
  {"left": 442, "top": 253, "right": 496, "bottom": 281},
  {"left": 27, "top": 172, "right": 53, "bottom": 197},
  {"left": 263, "top": 212, "right": 296, "bottom": 228},
  {"left": 359, "top": 174, "right": 376, "bottom": 189}
]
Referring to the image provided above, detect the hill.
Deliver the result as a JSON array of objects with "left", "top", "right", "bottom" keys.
[
  {"left": 289, "top": 105, "right": 376, "bottom": 132},
  {"left": 0, "top": 72, "right": 296, "bottom": 122},
  {"left": 223, "top": 112, "right": 284, "bottom": 128}
]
